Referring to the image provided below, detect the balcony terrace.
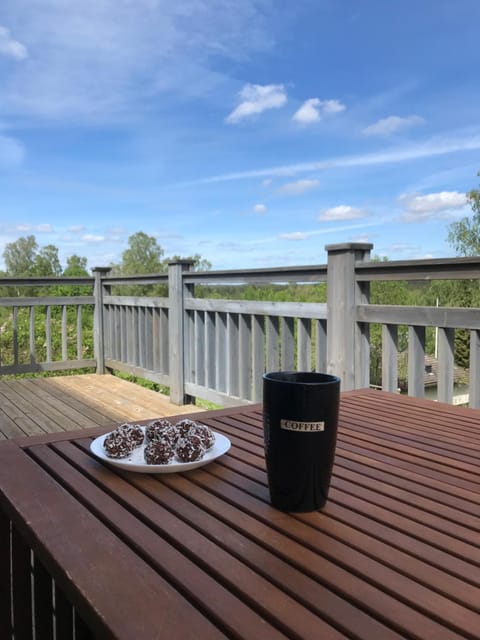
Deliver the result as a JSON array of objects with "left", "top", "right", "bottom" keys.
[{"left": 1, "top": 241, "right": 480, "bottom": 437}]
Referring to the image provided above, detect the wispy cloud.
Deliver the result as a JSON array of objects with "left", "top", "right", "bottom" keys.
[
  {"left": 362, "top": 115, "right": 424, "bottom": 136},
  {"left": 0, "top": 134, "right": 25, "bottom": 167},
  {"left": 185, "top": 131, "right": 480, "bottom": 185},
  {"left": 15, "top": 223, "right": 53, "bottom": 233},
  {"left": 278, "top": 179, "right": 320, "bottom": 195},
  {"left": 253, "top": 203, "right": 267, "bottom": 213},
  {"left": 0, "top": 25, "right": 28, "bottom": 60},
  {"left": 0, "top": 222, "right": 53, "bottom": 233},
  {"left": 277, "top": 218, "right": 388, "bottom": 242},
  {"left": 82, "top": 234, "right": 105, "bottom": 243},
  {"left": 0, "top": 1, "right": 275, "bottom": 121},
  {"left": 279, "top": 231, "right": 309, "bottom": 240},
  {"left": 319, "top": 205, "right": 366, "bottom": 221},
  {"left": 399, "top": 190, "right": 468, "bottom": 222},
  {"left": 226, "top": 84, "right": 287, "bottom": 123},
  {"left": 293, "top": 98, "right": 345, "bottom": 124}
]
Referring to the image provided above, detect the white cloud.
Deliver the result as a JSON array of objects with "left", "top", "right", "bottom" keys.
[
  {"left": 279, "top": 232, "right": 308, "bottom": 241},
  {"left": 187, "top": 130, "right": 480, "bottom": 185},
  {"left": 362, "top": 115, "right": 424, "bottom": 136},
  {"left": 293, "top": 98, "right": 345, "bottom": 124},
  {"left": 15, "top": 223, "right": 53, "bottom": 233},
  {"left": 253, "top": 203, "right": 267, "bottom": 214},
  {"left": 68, "top": 225, "right": 85, "bottom": 233},
  {"left": 278, "top": 179, "right": 320, "bottom": 195},
  {"left": 319, "top": 205, "right": 366, "bottom": 221},
  {"left": 0, "top": 2, "right": 275, "bottom": 121},
  {"left": 82, "top": 234, "right": 105, "bottom": 243},
  {"left": 0, "top": 25, "right": 28, "bottom": 60},
  {"left": 262, "top": 178, "right": 272, "bottom": 187},
  {"left": 321, "top": 99, "right": 345, "bottom": 114},
  {"left": 399, "top": 191, "right": 468, "bottom": 222},
  {"left": 226, "top": 84, "right": 287, "bottom": 123},
  {"left": 401, "top": 191, "right": 467, "bottom": 213}
]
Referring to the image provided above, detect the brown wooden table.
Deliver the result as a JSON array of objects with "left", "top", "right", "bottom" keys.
[{"left": 0, "top": 389, "right": 479, "bottom": 640}]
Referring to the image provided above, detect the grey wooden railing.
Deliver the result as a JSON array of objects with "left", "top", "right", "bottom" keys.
[{"left": 1, "top": 243, "right": 480, "bottom": 407}]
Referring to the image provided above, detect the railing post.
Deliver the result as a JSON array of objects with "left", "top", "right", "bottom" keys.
[
  {"left": 92, "top": 267, "right": 111, "bottom": 374},
  {"left": 326, "top": 242, "right": 373, "bottom": 390},
  {"left": 168, "top": 259, "right": 194, "bottom": 405}
]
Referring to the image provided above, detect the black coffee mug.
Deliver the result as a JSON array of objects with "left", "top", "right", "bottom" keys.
[{"left": 263, "top": 371, "right": 340, "bottom": 512}]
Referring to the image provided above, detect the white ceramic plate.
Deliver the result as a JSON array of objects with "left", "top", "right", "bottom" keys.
[{"left": 90, "top": 428, "right": 230, "bottom": 474}]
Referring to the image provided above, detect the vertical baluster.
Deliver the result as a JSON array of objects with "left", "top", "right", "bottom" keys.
[
  {"left": 62, "top": 305, "right": 68, "bottom": 361},
  {"left": 205, "top": 311, "right": 215, "bottom": 390},
  {"left": 195, "top": 310, "right": 206, "bottom": 387},
  {"left": 29, "top": 306, "right": 35, "bottom": 365},
  {"left": 46, "top": 306, "right": 52, "bottom": 363},
  {"left": 161, "top": 307, "right": 169, "bottom": 375},
  {"left": 266, "top": 315, "right": 280, "bottom": 373},
  {"left": 437, "top": 327, "right": 454, "bottom": 403},
  {"left": 470, "top": 329, "right": 480, "bottom": 408},
  {"left": 227, "top": 313, "right": 239, "bottom": 396},
  {"left": 297, "top": 317, "right": 311, "bottom": 371},
  {"left": 315, "top": 318, "right": 327, "bottom": 373},
  {"left": 408, "top": 325, "right": 425, "bottom": 397},
  {"left": 281, "top": 317, "right": 294, "bottom": 370},
  {"left": 382, "top": 324, "right": 398, "bottom": 392},
  {"left": 238, "top": 313, "right": 251, "bottom": 399},
  {"left": 13, "top": 307, "right": 18, "bottom": 366},
  {"left": 77, "top": 305, "right": 83, "bottom": 360},
  {"left": 252, "top": 314, "right": 265, "bottom": 402},
  {"left": 215, "top": 312, "right": 227, "bottom": 394}
]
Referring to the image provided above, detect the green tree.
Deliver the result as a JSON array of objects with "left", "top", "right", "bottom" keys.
[
  {"left": 63, "top": 255, "right": 89, "bottom": 277},
  {"left": 3, "top": 235, "right": 38, "bottom": 276},
  {"left": 116, "top": 231, "right": 165, "bottom": 275},
  {"left": 445, "top": 172, "right": 480, "bottom": 366},
  {"left": 34, "top": 244, "right": 62, "bottom": 276},
  {"left": 447, "top": 171, "right": 480, "bottom": 256}
]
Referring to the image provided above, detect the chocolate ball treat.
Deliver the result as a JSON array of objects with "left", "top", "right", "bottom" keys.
[
  {"left": 190, "top": 423, "right": 215, "bottom": 449},
  {"left": 175, "top": 418, "right": 198, "bottom": 437},
  {"left": 161, "top": 426, "right": 181, "bottom": 447},
  {"left": 145, "top": 419, "right": 173, "bottom": 442},
  {"left": 175, "top": 434, "right": 205, "bottom": 462},
  {"left": 144, "top": 439, "right": 175, "bottom": 465},
  {"left": 120, "top": 423, "right": 144, "bottom": 448},
  {"left": 103, "top": 429, "right": 133, "bottom": 459}
]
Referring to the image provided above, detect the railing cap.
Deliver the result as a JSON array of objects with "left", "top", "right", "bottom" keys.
[
  {"left": 325, "top": 242, "right": 374, "bottom": 253},
  {"left": 91, "top": 266, "right": 112, "bottom": 274},
  {"left": 167, "top": 259, "right": 195, "bottom": 268}
]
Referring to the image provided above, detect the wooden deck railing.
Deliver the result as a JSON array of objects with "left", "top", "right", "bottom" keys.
[{"left": 1, "top": 243, "right": 480, "bottom": 408}]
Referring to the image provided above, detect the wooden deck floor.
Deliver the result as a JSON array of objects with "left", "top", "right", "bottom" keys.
[{"left": 0, "top": 373, "right": 204, "bottom": 440}]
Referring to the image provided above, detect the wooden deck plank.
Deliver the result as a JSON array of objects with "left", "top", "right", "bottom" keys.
[
  {"left": 0, "top": 374, "right": 203, "bottom": 439},
  {"left": 52, "top": 374, "right": 203, "bottom": 421},
  {"left": 0, "top": 382, "right": 52, "bottom": 436}
]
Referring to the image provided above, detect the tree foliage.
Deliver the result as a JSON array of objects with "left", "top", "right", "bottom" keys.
[
  {"left": 114, "top": 231, "right": 165, "bottom": 275},
  {"left": 447, "top": 171, "right": 480, "bottom": 256},
  {"left": 3, "top": 235, "right": 39, "bottom": 276}
]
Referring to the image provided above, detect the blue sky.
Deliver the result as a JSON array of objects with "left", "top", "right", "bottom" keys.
[{"left": 1, "top": 0, "right": 479, "bottom": 271}]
